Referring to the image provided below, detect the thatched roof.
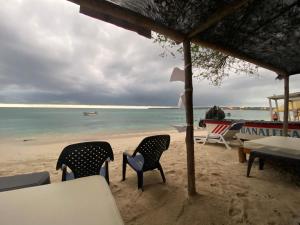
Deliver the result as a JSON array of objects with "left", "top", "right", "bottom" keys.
[{"left": 68, "top": 0, "right": 300, "bottom": 75}]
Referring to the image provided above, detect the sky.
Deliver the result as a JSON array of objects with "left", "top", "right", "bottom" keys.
[{"left": 0, "top": 0, "right": 299, "bottom": 107}]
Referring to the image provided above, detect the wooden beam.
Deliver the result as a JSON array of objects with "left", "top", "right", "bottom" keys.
[
  {"left": 275, "top": 99, "right": 280, "bottom": 121},
  {"left": 80, "top": 6, "right": 151, "bottom": 39},
  {"left": 268, "top": 99, "right": 273, "bottom": 121},
  {"left": 183, "top": 39, "right": 196, "bottom": 197},
  {"left": 188, "top": 0, "right": 251, "bottom": 38},
  {"left": 283, "top": 75, "right": 289, "bottom": 136},
  {"left": 192, "top": 38, "right": 289, "bottom": 76},
  {"left": 68, "top": 0, "right": 185, "bottom": 42}
]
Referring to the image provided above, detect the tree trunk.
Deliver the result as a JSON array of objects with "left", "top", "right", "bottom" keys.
[{"left": 183, "top": 39, "right": 196, "bottom": 196}]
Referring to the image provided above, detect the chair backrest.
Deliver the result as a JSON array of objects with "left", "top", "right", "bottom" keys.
[
  {"left": 211, "top": 124, "right": 231, "bottom": 135},
  {"left": 229, "top": 122, "right": 245, "bottom": 131},
  {"left": 133, "top": 135, "right": 170, "bottom": 171},
  {"left": 56, "top": 141, "right": 114, "bottom": 179},
  {"left": 223, "top": 122, "right": 245, "bottom": 139}
]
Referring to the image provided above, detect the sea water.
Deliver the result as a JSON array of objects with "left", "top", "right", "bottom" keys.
[{"left": 0, "top": 108, "right": 269, "bottom": 139}]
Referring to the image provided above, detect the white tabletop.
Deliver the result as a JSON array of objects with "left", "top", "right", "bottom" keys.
[
  {"left": 0, "top": 176, "right": 124, "bottom": 225},
  {"left": 244, "top": 136, "right": 300, "bottom": 155}
]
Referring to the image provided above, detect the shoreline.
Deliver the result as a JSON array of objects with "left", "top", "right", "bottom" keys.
[
  {"left": 0, "top": 127, "right": 176, "bottom": 143},
  {"left": 0, "top": 129, "right": 188, "bottom": 163}
]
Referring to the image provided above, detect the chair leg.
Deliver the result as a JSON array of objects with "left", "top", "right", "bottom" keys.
[
  {"left": 62, "top": 166, "right": 67, "bottom": 182},
  {"left": 219, "top": 135, "right": 231, "bottom": 150},
  {"left": 137, "top": 171, "right": 144, "bottom": 191},
  {"left": 122, "top": 154, "right": 127, "bottom": 181},
  {"left": 247, "top": 154, "right": 255, "bottom": 177},
  {"left": 259, "top": 158, "right": 265, "bottom": 170},
  {"left": 158, "top": 164, "right": 166, "bottom": 183},
  {"left": 105, "top": 161, "right": 110, "bottom": 184},
  {"left": 202, "top": 135, "right": 208, "bottom": 146}
]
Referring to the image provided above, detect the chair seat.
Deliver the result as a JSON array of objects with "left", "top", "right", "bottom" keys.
[
  {"left": 207, "top": 133, "right": 222, "bottom": 139},
  {"left": 194, "top": 134, "right": 220, "bottom": 142},
  {"left": 126, "top": 154, "right": 144, "bottom": 172},
  {"left": 122, "top": 135, "right": 170, "bottom": 190},
  {"left": 65, "top": 166, "right": 107, "bottom": 181}
]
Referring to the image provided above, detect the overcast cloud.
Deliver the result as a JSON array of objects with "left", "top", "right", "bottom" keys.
[{"left": 0, "top": 0, "right": 299, "bottom": 107}]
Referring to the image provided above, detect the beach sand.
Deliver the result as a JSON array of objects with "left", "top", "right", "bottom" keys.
[{"left": 0, "top": 130, "right": 299, "bottom": 225}]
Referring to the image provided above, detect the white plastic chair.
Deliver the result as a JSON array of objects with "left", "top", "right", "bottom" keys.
[{"left": 194, "top": 122, "right": 244, "bottom": 149}]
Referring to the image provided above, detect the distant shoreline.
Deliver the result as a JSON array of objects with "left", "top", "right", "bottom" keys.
[
  {"left": 0, "top": 104, "right": 269, "bottom": 110},
  {"left": 0, "top": 103, "right": 174, "bottom": 109}
]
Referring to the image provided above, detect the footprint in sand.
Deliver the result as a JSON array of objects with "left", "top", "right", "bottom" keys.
[
  {"left": 236, "top": 191, "right": 248, "bottom": 198},
  {"left": 211, "top": 172, "right": 221, "bottom": 176},
  {"left": 210, "top": 183, "right": 218, "bottom": 187},
  {"left": 166, "top": 170, "right": 176, "bottom": 175},
  {"left": 228, "top": 198, "right": 249, "bottom": 223},
  {"left": 228, "top": 199, "right": 242, "bottom": 217}
]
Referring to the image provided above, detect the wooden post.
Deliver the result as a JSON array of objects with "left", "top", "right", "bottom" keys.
[
  {"left": 275, "top": 99, "right": 280, "bottom": 121},
  {"left": 268, "top": 98, "right": 273, "bottom": 121},
  {"left": 283, "top": 75, "right": 289, "bottom": 136},
  {"left": 183, "top": 39, "right": 196, "bottom": 196},
  {"left": 291, "top": 100, "right": 295, "bottom": 121},
  {"left": 288, "top": 101, "right": 292, "bottom": 121}
]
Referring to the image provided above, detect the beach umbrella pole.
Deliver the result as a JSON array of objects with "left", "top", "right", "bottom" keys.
[{"left": 183, "top": 39, "right": 196, "bottom": 196}]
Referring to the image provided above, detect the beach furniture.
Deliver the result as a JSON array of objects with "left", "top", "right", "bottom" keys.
[
  {"left": 0, "top": 171, "right": 50, "bottom": 192},
  {"left": 242, "top": 136, "right": 300, "bottom": 176},
  {"left": 247, "top": 148, "right": 300, "bottom": 177},
  {"left": 194, "top": 122, "right": 244, "bottom": 149},
  {"left": 0, "top": 176, "right": 124, "bottom": 225},
  {"left": 122, "top": 135, "right": 170, "bottom": 190},
  {"left": 56, "top": 141, "right": 114, "bottom": 184}
]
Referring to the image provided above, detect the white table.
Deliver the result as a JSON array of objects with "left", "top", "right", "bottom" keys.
[
  {"left": 0, "top": 176, "right": 124, "bottom": 225},
  {"left": 244, "top": 136, "right": 300, "bottom": 155}
]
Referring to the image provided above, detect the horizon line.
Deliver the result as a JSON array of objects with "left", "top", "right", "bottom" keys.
[
  {"left": 0, "top": 103, "right": 176, "bottom": 109},
  {"left": 0, "top": 103, "right": 268, "bottom": 109}
]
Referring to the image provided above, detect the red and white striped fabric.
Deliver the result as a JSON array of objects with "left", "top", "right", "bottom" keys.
[{"left": 211, "top": 124, "right": 230, "bottom": 135}]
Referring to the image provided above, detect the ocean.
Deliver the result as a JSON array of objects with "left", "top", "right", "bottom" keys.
[{"left": 0, "top": 107, "right": 270, "bottom": 139}]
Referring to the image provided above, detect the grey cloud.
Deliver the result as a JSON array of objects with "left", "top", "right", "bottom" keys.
[{"left": 0, "top": 0, "right": 299, "bottom": 106}]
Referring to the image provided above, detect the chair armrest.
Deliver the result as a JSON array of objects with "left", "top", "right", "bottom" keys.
[
  {"left": 61, "top": 164, "right": 67, "bottom": 181},
  {"left": 123, "top": 151, "right": 132, "bottom": 157},
  {"left": 105, "top": 157, "right": 113, "bottom": 162}
]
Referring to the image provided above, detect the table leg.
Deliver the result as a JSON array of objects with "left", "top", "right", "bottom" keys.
[
  {"left": 247, "top": 154, "right": 255, "bottom": 177},
  {"left": 259, "top": 158, "right": 265, "bottom": 170},
  {"left": 238, "top": 147, "right": 247, "bottom": 163}
]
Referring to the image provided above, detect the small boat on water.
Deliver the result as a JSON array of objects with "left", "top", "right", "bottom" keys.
[
  {"left": 83, "top": 111, "right": 97, "bottom": 116},
  {"left": 199, "top": 93, "right": 300, "bottom": 140}
]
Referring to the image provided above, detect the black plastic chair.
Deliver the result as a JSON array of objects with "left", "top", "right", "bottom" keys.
[
  {"left": 122, "top": 135, "right": 170, "bottom": 190},
  {"left": 56, "top": 141, "right": 114, "bottom": 184}
]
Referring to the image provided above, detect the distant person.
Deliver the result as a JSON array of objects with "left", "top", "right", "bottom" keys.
[
  {"left": 205, "top": 106, "right": 225, "bottom": 120},
  {"left": 272, "top": 112, "right": 279, "bottom": 121}
]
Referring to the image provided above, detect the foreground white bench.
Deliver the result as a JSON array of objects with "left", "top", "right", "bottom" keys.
[{"left": 0, "top": 176, "right": 124, "bottom": 225}]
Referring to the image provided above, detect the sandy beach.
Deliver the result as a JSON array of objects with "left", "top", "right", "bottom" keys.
[{"left": 0, "top": 130, "right": 299, "bottom": 225}]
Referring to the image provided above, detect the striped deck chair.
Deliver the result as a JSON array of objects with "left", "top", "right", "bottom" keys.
[{"left": 194, "top": 122, "right": 244, "bottom": 149}]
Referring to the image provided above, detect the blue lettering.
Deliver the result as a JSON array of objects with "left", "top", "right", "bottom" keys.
[
  {"left": 246, "top": 127, "right": 251, "bottom": 134},
  {"left": 258, "top": 129, "right": 266, "bottom": 136},
  {"left": 292, "top": 130, "right": 300, "bottom": 138},
  {"left": 251, "top": 128, "right": 258, "bottom": 135}
]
